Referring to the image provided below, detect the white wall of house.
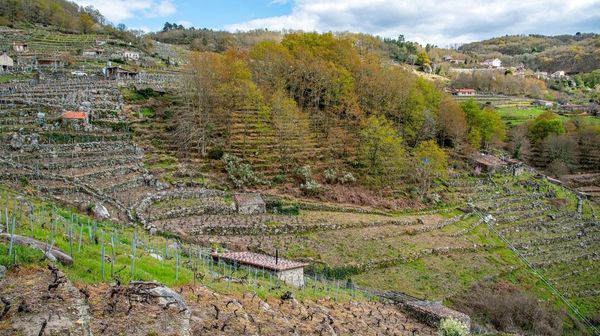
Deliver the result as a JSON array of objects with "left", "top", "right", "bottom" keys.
[{"left": 123, "top": 51, "right": 140, "bottom": 60}]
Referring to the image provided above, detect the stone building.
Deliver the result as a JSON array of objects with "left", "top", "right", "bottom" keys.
[
  {"left": 61, "top": 111, "right": 89, "bottom": 128},
  {"left": 82, "top": 49, "right": 104, "bottom": 58},
  {"left": 233, "top": 193, "right": 266, "bottom": 214},
  {"left": 105, "top": 66, "right": 138, "bottom": 80},
  {"left": 123, "top": 51, "right": 140, "bottom": 61},
  {"left": 12, "top": 42, "right": 28, "bottom": 53},
  {"left": 472, "top": 153, "right": 506, "bottom": 174},
  {"left": 211, "top": 251, "right": 308, "bottom": 287},
  {"left": 37, "top": 57, "right": 62, "bottom": 68}
]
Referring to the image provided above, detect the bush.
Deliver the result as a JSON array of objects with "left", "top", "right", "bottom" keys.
[
  {"left": 19, "top": 176, "right": 30, "bottom": 186},
  {"left": 295, "top": 165, "right": 322, "bottom": 195},
  {"left": 438, "top": 318, "right": 469, "bottom": 336},
  {"left": 295, "top": 165, "right": 313, "bottom": 183},
  {"left": 266, "top": 199, "right": 299, "bottom": 215},
  {"left": 140, "top": 107, "right": 155, "bottom": 118},
  {"left": 323, "top": 168, "right": 356, "bottom": 185},
  {"left": 324, "top": 168, "right": 337, "bottom": 183},
  {"left": 207, "top": 148, "right": 224, "bottom": 160},
  {"left": 162, "top": 109, "right": 174, "bottom": 120},
  {"left": 451, "top": 281, "right": 563, "bottom": 336},
  {"left": 222, "top": 154, "right": 265, "bottom": 188},
  {"left": 300, "top": 180, "right": 322, "bottom": 196},
  {"left": 338, "top": 171, "right": 356, "bottom": 185},
  {"left": 271, "top": 173, "right": 287, "bottom": 185}
]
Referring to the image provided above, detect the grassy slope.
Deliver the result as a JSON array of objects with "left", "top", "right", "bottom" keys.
[
  {"left": 497, "top": 106, "right": 600, "bottom": 126},
  {"left": 0, "top": 184, "right": 365, "bottom": 303}
]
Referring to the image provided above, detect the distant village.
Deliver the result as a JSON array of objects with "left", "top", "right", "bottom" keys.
[{"left": 442, "top": 55, "right": 599, "bottom": 116}]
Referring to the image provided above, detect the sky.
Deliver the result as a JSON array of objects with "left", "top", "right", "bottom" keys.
[{"left": 73, "top": 0, "right": 600, "bottom": 46}]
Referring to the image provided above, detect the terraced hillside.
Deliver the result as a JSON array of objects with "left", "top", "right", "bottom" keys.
[
  {"left": 0, "top": 77, "right": 167, "bottom": 222},
  {"left": 128, "top": 167, "right": 599, "bottom": 332},
  {"left": 0, "top": 187, "right": 437, "bottom": 336}
]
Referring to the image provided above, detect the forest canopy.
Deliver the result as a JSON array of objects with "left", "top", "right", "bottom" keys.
[{"left": 175, "top": 32, "right": 506, "bottom": 192}]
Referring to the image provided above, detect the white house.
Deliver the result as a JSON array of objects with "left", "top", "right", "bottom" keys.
[
  {"left": 12, "top": 42, "right": 28, "bottom": 53},
  {"left": 452, "top": 88, "right": 477, "bottom": 96},
  {"left": 551, "top": 71, "right": 567, "bottom": 79},
  {"left": 0, "top": 51, "right": 14, "bottom": 72},
  {"left": 482, "top": 58, "right": 502, "bottom": 68},
  {"left": 82, "top": 49, "right": 104, "bottom": 58},
  {"left": 122, "top": 51, "right": 140, "bottom": 61}
]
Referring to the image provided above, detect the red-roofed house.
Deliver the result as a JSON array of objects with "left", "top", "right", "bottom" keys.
[
  {"left": 212, "top": 251, "right": 308, "bottom": 286},
  {"left": 61, "top": 111, "right": 89, "bottom": 127},
  {"left": 452, "top": 88, "right": 477, "bottom": 96}
]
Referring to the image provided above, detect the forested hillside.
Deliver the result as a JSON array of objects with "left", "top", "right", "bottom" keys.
[
  {"left": 163, "top": 32, "right": 505, "bottom": 201},
  {"left": 459, "top": 33, "right": 600, "bottom": 73}
]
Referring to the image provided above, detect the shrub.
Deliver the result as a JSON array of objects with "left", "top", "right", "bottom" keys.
[
  {"left": 207, "top": 148, "right": 224, "bottom": 160},
  {"left": 295, "top": 165, "right": 313, "bottom": 183},
  {"left": 324, "top": 168, "right": 337, "bottom": 183},
  {"left": 222, "top": 154, "right": 265, "bottom": 188},
  {"left": 19, "top": 176, "right": 30, "bottom": 186},
  {"left": 271, "top": 173, "right": 287, "bottom": 185},
  {"left": 300, "top": 180, "right": 322, "bottom": 195},
  {"left": 294, "top": 165, "right": 322, "bottom": 195},
  {"left": 451, "top": 281, "right": 563, "bottom": 336},
  {"left": 323, "top": 168, "right": 356, "bottom": 185},
  {"left": 162, "top": 109, "right": 174, "bottom": 120},
  {"left": 438, "top": 318, "right": 469, "bottom": 336},
  {"left": 140, "top": 107, "right": 155, "bottom": 118},
  {"left": 338, "top": 171, "right": 356, "bottom": 185},
  {"left": 266, "top": 199, "right": 299, "bottom": 215}
]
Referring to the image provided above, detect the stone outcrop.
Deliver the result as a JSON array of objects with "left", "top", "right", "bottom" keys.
[{"left": 0, "top": 233, "right": 73, "bottom": 265}]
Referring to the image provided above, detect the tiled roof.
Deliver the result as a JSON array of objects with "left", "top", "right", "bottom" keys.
[
  {"left": 472, "top": 153, "right": 505, "bottom": 167},
  {"left": 212, "top": 251, "right": 308, "bottom": 271},
  {"left": 61, "top": 111, "right": 87, "bottom": 119}
]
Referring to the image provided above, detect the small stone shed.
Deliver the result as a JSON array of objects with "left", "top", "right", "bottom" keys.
[
  {"left": 82, "top": 49, "right": 104, "bottom": 57},
  {"left": 105, "top": 66, "right": 138, "bottom": 80},
  {"left": 37, "top": 57, "right": 62, "bottom": 68},
  {"left": 472, "top": 153, "right": 507, "bottom": 174},
  {"left": 233, "top": 193, "right": 266, "bottom": 214},
  {"left": 211, "top": 251, "right": 308, "bottom": 287}
]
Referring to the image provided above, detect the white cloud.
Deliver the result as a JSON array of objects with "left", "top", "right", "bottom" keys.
[
  {"left": 73, "top": 0, "right": 176, "bottom": 22},
  {"left": 225, "top": 0, "right": 600, "bottom": 45}
]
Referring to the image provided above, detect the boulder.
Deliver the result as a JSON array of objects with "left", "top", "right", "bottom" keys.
[
  {"left": 149, "top": 253, "right": 162, "bottom": 261},
  {"left": 143, "top": 283, "right": 188, "bottom": 311},
  {"left": 9, "top": 133, "right": 25, "bottom": 150},
  {"left": 93, "top": 202, "right": 110, "bottom": 219},
  {"left": 0, "top": 233, "right": 73, "bottom": 265},
  {"left": 0, "top": 265, "right": 6, "bottom": 279}
]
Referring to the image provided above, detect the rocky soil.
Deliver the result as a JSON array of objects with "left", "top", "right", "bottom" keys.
[{"left": 0, "top": 265, "right": 435, "bottom": 336}]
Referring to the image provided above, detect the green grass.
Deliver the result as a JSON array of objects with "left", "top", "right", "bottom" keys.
[
  {"left": 0, "top": 73, "right": 34, "bottom": 83},
  {"left": 497, "top": 106, "right": 600, "bottom": 126},
  {"left": 497, "top": 106, "right": 550, "bottom": 125},
  {"left": 140, "top": 107, "right": 156, "bottom": 118}
]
